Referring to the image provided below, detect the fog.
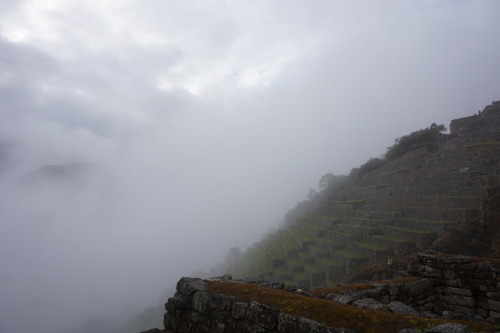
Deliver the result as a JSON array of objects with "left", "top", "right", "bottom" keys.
[{"left": 1, "top": 1, "right": 500, "bottom": 332}]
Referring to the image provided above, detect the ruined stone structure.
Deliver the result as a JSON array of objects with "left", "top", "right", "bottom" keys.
[{"left": 229, "top": 103, "right": 500, "bottom": 289}]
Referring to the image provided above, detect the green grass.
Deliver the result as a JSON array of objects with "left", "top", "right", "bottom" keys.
[
  {"left": 372, "top": 234, "right": 412, "bottom": 243},
  {"left": 300, "top": 220, "right": 330, "bottom": 231},
  {"left": 279, "top": 231, "right": 301, "bottom": 251},
  {"left": 289, "top": 226, "right": 314, "bottom": 242},
  {"left": 345, "top": 184, "right": 388, "bottom": 191},
  {"left": 318, "top": 258, "right": 343, "bottom": 267},
  {"left": 327, "top": 199, "right": 368, "bottom": 204},
  {"left": 308, "top": 245, "right": 330, "bottom": 256},
  {"left": 389, "top": 226, "right": 435, "bottom": 235},
  {"left": 336, "top": 223, "right": 379, "bottom": 231},
  {"left": 355, "top": 241, "right": 390, "bottom": 252},
  {"left": 334, "top": 249, "right": 366, "bottom": 259},
  {"left": 305, "top": 264, "right": 324, "bottom": 274},
  {"left": 398, "top": 217, "right": 455, "bottom": 225}
]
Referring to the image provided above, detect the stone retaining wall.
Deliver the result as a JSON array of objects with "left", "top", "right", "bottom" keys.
[
  {"left": 163, "top": 277, "right": 354, "bottom": 333},
  {"left": 407, "top": 253, "right": 500, "bottom": 318}
]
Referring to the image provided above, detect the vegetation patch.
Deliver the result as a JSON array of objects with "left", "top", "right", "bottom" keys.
[
  {"left": 372, "top": 234, "right": 412, "bottom": 244},
  {"left": 389, "top": 226, "right": 435, "bottom": 235},
  {"left": 206, "top": 281, "right": 495, "bottom": 333},
  {"left": 355, "top": 241, "right": 390, "bottom": 252}
]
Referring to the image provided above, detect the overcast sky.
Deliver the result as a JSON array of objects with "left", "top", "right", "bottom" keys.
[{"left": 1, "top": 1, "right": 500, "bottom": 332}]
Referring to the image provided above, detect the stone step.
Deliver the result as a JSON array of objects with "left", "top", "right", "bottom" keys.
[
  {"left": 292, "top": 272, "right": 311, "bottom": 288},
  {"left": 332, "top": 249, "right": 368, "bottom": 263},
  {"left": 304, "top": 264, "right": 326, "bottom": 287},
  {"left": 396, "top": 206, "right": 477, "bottom": 224},
  {"left": 325, "top": 229, "right": 362, "bottom": 243},
  {"left": 321, "top": 199, "right": 367, "bottom": 212},
  {"left": 308, "top": 245, "right": 331, "bottom": 259},
  {"left": 297, "top": 219, "right": 331, "bottom": 238},
  {"left": 370, "top": 234, "right": 417, "bottom": 256},
  {"left": 334, "top": 223, "right": 380, "bottom": 236},
  {"left": 297, "top": 251, "right": 315, "bottom": 265},
  {"left": 308, "top": 214, "right": 343, "bottom": 228},
  {"left": 286, "top": 258, "right": 305, "bottom": 273},
  {"left": 273, "top": 266, "right": 293, "bottom": 281},
  {"left": 289, "top": 226, "right": 315, "bottom": 249},
  {"left": 351, "top": 241, "right": 391, "bottom": 254},
  {"left": 316, "top": 237, "right": 342, "bottom": 250},
  {"left": 351, "top": 209, "right": 401, "bottom": 221},
  {"left": 364, "top": 195, "right": 482, "bottom": 209},
  {"left": 383, "top": 225, "right": 436, "bottom": 250},
  {"left": 393, "top": 217, "right": 456, "bottom": 235},
  {"left": 344, "top": 216, "right": 388, "bottom": 227},
  {"left": 278, "top": 230, "right": 301, "bottom": 259}
]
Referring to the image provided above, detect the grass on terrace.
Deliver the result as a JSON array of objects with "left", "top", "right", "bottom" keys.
[{"left": 207, "top": 280, "right": 496, "bottom": 333}]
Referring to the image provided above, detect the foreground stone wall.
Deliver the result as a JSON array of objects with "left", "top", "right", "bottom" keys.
[
  {"left": 407, "top": 253, "right": 500, "bottom": 319},
  {"left": 163, "top": 277, "right": 354, "bottom": 333}
]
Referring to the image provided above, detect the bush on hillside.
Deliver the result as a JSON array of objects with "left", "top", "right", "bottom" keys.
[{"left": 385, "top": 123, "right": 446, "bottom": 161}]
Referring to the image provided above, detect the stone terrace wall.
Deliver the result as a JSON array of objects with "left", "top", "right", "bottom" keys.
[
  {"left": 163, "top": 277, "right": 354, "bottom": 333},
  {"left": 407, "top": 253, "right": 500, "bottom": 318}
]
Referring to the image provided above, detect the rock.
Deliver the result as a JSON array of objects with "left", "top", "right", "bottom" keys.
[
  {"left": 231, "top": 302, "right": 248, "bottom": 319},
  {"left": 387, "top": 301, "right": 420, "bottom": 317},
  {"left": 441, "top": 310, "right": 465, "bottom": 320},
  {"left": 427, "top": 323, "right": 472, "bottom": 333},
  {"left": 352, "top": 298, "right": 387, "bottom": 311},
  {"left": 324, "top": 293, "right": 354, "bottom": 304},
  {"left": 246, "top": 301, "right": 278, "bottom": 330},
  {"left": 176, "top": 277, "right": 206, "bottom": 296},
  {"left": 165, "top": 296, "right": 191, "bottom": 312}
]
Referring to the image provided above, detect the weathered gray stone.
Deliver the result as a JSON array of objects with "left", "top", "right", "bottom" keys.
[
  {"left": 449, "top": 304, "right": 475, "bottom": 316},
  {"left": 442, "top": 287, "right": 473, "bottom": 297},
  {"left": 427, "top": 323, "right": 472, "bottom": 333},
  {"left": 246, "top": 301, "right": 278, "bottom": 330},
  {"left": 278, "top": 313, "right": 298, "bottom": 333},
  {"left": 387, "top": 301, "right": 420, "bottom": 317},
  {"left": 438, "top": 294, "right": 456, "bottom": 305},
  {"left": 231, "top": 302, "right": 248, "bottom": 319},
  {"left": 488, "top": 299, "right": 500, "bottom": 312},
  {"left": 453, "top": 295, "right": 475, "bottom": 307},
  {"left": 353, "top": 298, "right": 387, "bottom": 311},
  {"left": 297, "top": 317, "right": 319, "bottom": 333},
  {"left": 165, "top": 296, "right": 191, "bottom": 312},
  {"left": 176, "top": 277, "right": 206, "bottom": 296},
  {"left": 192, "top": 292, "right": 213, "bottom": 314},
  {"left": 324, "top": 293, "right": 354, "bottom": 304},
  {"left": 487, "top": 292, "right": 500, "bottom": 301},
  {"left": 214, "top": 294, "right": 236, "bottom": 312}
]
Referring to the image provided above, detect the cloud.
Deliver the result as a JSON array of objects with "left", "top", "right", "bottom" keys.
[{"left": 1, "top": 1, "right": 500, "bottom": 332}]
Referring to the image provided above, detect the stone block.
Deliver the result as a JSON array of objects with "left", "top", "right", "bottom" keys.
[
  {"left": 214, "top": 294, "right": 236, "bottom": 312},
  {"left": 246, "top": 301, "right": 278, "bottom": 330},
  {"left": 442, "top": 287, "right": 473, "bottom": 297},
  {"left": 193, "top": 292, "right": 212, "bottom": 315},
  {"left": 278, "top": 313, "right": 298, "bottom": 333},
  {"left": 487, "top": 292, "right": 500, "bottom": 301},
  {"left": 177, "top": 277, "right": 206, "bottom": 296},
  {"left": 454, "top": 296, "right": 475, "bottom": 308},
  {"left": 438, "top": 294, "right": 456, "bottom": 305},
  {"left": 165, "top": 296, "right": 191, "bottom": 312},
  {"left": 442, "top": 270, "right": 456, "bottom": 280},
  {"left": 231, "top": 302, "right": 248, "bottom": 319},
  {"left": 449, "top": 305, "right": 475, "bottom": 315},
  {"left": 297, "top": 317, "right": 320, "bottom": 332},
  {"left": 444, "top": 279, "right": 458, "bottom": 287},
  {"left": 488, "top": 299, "right": 500, "bottom": 313},
  {"left": 476, "top": 307, "right": 489, "bottom": 319}
]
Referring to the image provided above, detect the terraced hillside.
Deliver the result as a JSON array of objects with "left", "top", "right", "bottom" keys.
[{"left": 227, "top": 102, "right": 500, "bottom": 288}]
